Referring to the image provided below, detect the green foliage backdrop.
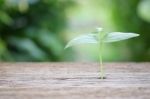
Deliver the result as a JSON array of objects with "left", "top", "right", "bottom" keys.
[
  {"left": 0, "top": 0, "right": 74, "bottom": 61},
  {"left": 0, "top": 0, "right": 150, "bottom": 62}
]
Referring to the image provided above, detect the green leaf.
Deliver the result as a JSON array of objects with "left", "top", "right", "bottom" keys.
[
  {"left": 65, "top": 28, "right": 140, "bottom": 49},
  {"left": 104, "top": 32, "right": 140, "bottom": 43},
  {"left": 65, "top": 34, "right": 98, "bottom": 49}
]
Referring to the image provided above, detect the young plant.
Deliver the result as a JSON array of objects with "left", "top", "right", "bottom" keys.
[{"left": 65, "top": 28, "right": 139, "bottom": 79}]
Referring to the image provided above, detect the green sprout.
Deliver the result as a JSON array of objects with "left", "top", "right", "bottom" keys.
[{"left": 65, "top": 28, "right": 139, "bottom": 79}]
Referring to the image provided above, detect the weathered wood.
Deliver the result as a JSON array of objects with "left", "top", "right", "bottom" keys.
[{"left": 0, "top": 62, "right": 150, "bottom": 99}]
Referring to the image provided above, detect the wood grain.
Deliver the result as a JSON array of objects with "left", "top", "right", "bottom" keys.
[{"left": 0, "top": 62, "right": 150, "bottom": 99}]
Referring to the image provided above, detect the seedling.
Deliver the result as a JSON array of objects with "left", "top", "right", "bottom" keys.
[{"left": 65, "top": 28, "right": 139, "bottom": 79}]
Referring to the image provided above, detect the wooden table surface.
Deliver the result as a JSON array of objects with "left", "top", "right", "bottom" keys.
[{"left": 0, "top": 62, "right": 150, "bottom": 99}]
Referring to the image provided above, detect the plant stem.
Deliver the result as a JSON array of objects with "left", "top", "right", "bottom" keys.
[{"left": 99, "top": 42, "right": 104, "bottom": 79}]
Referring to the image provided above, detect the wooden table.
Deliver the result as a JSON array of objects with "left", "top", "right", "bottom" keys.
[{"left": 0, "top": 63, "right": 150, "bottom": 99}]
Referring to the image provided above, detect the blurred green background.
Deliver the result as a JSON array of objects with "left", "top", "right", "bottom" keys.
[{"left": 0, "top": 0, "right": 150, "bottom": 62}]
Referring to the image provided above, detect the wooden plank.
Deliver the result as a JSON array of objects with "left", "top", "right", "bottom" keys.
[{"left": 0, "top": 62, "right": 150, "bottom": 99}]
